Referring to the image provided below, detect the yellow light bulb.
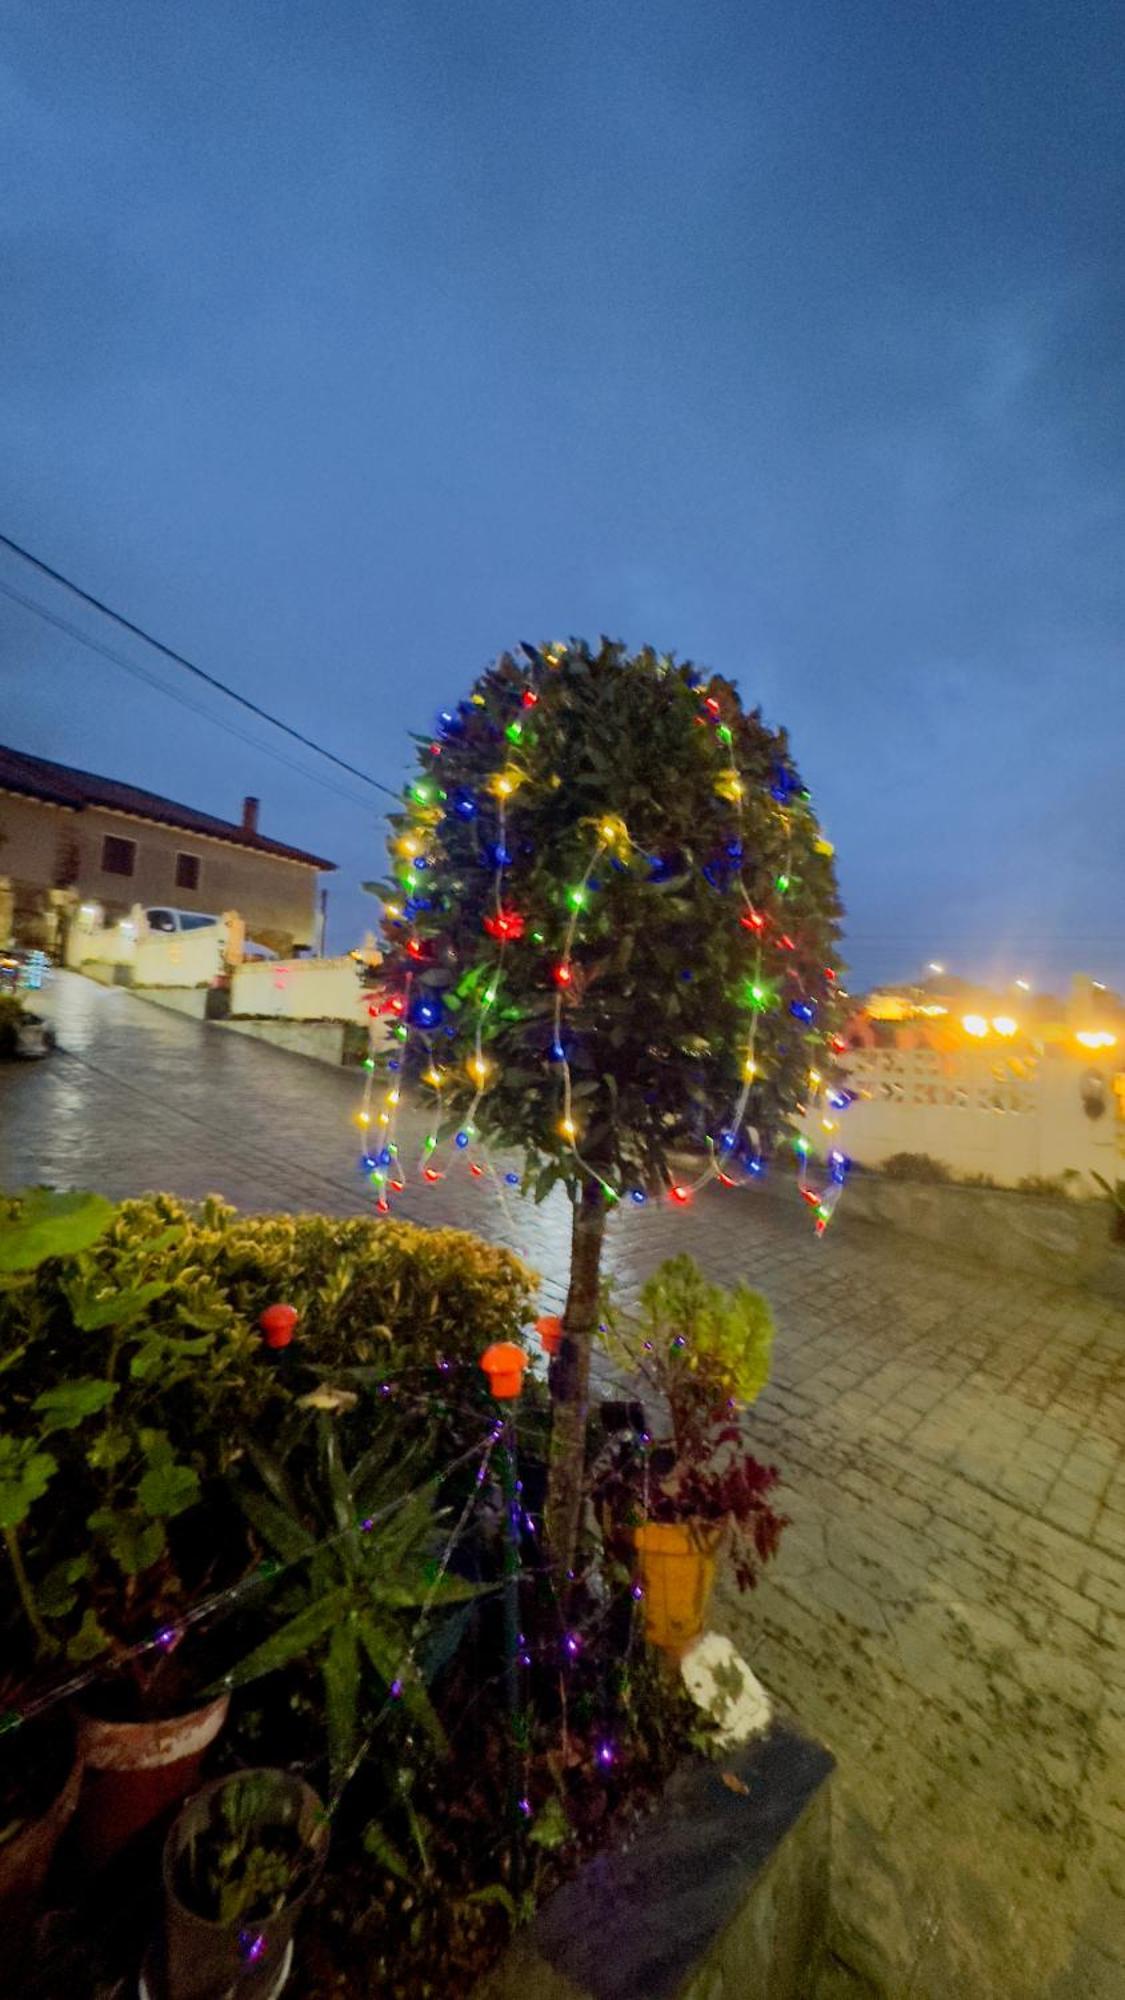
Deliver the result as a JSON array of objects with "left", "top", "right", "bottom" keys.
[
  {"left": 743, "top": 1058, "right": 757, "bottom": 1080},
  {"left": 377, "top": 1112, "right": 390, "bottom": 1126},
  {"left": 808, "top": 1068, "right": 821, "bottom": 1085},
  {"left": 387, "top": 1089, "right": 400, "bottom": 1106},
  {"left": 598, "top": 815, "right": 629, "bottom": 846},
  {"left": 423, "top": 1066, "right": 443, "bottom": 1088},
  {"left": 489, "top": 766, "right": 525, "bottom": 799},
  {"left": 714, "top": 771, "right": 744, "bottom": 803},
  {"left": 355, "top": 1111, "right": 371, "bottom": 1127},
  {"left": 559, "top": 1116, "right": 576, "bottom": 1140},
  {"left": 395, "top": 834, "right": 421, "bottom": 859},
  {"left": 467, "top": 1054, "right": 492, "bottom": 1084}
]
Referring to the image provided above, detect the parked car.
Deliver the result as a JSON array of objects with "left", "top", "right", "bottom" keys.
[{"left": 142, "top": 909, "right": 277, "bottom": 960}]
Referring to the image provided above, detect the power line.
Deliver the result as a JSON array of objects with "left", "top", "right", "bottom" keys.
[
  {"left": 0, "top": 530, "right": 400, "bottom": 802},
  {"left": 0, "top": 578, "right": 381, "bottom": 818}
]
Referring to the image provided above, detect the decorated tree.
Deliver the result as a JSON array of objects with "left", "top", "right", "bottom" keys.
[{"left": 369, "top": 639, "right": 845, "bottom": 1565}]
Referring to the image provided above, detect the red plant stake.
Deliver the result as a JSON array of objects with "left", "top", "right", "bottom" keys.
[{"left": 259, "top": 1303, "right": 299, "bottom": 1350}]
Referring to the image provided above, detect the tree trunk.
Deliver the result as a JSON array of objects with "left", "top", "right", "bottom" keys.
[{"left": 545, "top": 1178, "right": 607, "bottom": 1573}]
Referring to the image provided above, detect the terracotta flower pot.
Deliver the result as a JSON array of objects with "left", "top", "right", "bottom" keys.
[
  {"left": 154, "top": 1769, "right": 328, "bottom": 2000},
  {"left": 74, "top": 1692, "right": 229, "bottom": 1868},
  {"left": 0, "top": 1717, "right": 83, "bottom": 1955},
  {"left": 634, "top": 1521, "right": 723, "bottom": 1659}
]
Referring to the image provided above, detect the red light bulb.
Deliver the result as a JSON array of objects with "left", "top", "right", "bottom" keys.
[
  {"left": 669, "top": 1184, "right": 692, "bottom": 1205},
  {"left": 553, "top": 962, "right": 573, "bottom": 988}
]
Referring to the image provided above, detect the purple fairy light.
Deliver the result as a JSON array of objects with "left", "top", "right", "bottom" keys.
[
  {"left": 518, "top": 1796, "right": 531, "bottom": 1817},
  {"left": 360, "top": 1517, "right": 375, "bottom": 1533},
  {"left": 390, "top": 1679, "right": 403, "bottom": 1699},
  {"left": 238, "top": 1931, "right": 267, "bottom": 1964},
  {"left": 596, "top": 1742, "right": 615, "bottom": 1768},
  {"left": 154, "top": 1625, "right": 178, "bottom": 1653},
  {"left": 564, "top": 1633, "right": 581, "bottom": 1658},
  {"left": 630, "top": 1583, "right": 644, "bottom": 1601}
]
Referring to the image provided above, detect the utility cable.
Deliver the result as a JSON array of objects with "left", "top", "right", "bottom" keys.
[
  {"left": 0, "top": 530, "right": 399, "bottom": 801},
  {"left": 0, "top": 577, "right": 381, "bottom": 817}
]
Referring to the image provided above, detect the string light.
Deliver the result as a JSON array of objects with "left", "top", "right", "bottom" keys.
[{"left": 358, "top": 654, "right": 851, "bottom": 1232}]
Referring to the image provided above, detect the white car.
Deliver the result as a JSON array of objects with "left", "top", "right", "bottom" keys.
[{"left": 143, "top": 909, "right": 277, "bottom": 959}]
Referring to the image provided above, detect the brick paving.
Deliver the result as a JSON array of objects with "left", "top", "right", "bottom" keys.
[{"left": 3, "top": 975, "right": 1124, "bottom": 1997}]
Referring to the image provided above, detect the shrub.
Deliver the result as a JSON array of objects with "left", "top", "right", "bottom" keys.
[
  {"left": 0, "top": 1191, "right": 536, "bottom": 1705},
  {"left": 879, "top": 1152, "right": 952, "bottom": 1184}
]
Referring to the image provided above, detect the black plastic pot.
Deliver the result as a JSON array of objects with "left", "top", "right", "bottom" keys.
[{"left": 152, "top": 1769, "right": 328, "bottom": 2000}]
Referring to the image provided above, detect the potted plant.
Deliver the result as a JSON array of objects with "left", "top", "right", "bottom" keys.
[
  {"left": 594, "top": 1255, "right": 787, "bottom": 1657},
  {"left": 152, "top": 1768, "right": 328, "bottom": 2000},
  {"left": 0, "top": 1191, "right": 257, "bottom": 1862},
  {"left": 0, "top": 992, "right": 52, "bottom": 1060},
  {"left": 0, "top": 1694, "right": 83, "bottom": 1971},
  {"left": 214, "top": 1407, "right": 486, "bottom": 1792}
]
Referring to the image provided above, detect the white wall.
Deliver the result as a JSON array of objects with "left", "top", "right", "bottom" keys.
[
  {"left": 229, "top": 954, "right": 371, "bottom": 1022},
  {"left": 809, "top": 1047, "right": 1124, "bottom": 1187}
]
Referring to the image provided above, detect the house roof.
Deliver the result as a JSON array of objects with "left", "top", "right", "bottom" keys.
[{"left": 0, "top": 744, "right": 336, "bottom": 870}]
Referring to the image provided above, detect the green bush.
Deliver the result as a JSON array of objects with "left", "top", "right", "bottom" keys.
[{"left": 0, "top": 1190, "right": 536, "bottom": 1704}]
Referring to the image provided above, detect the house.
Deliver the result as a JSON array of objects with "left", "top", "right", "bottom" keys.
[{"left": 0, "top": 743, "right": 334, "bottom": 957}]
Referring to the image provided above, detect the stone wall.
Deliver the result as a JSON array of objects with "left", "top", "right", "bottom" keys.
[
  {"left": 474, "top": 1722, "right": 833, "bottom": 2000},
  {"left": 844, "top": 1173, "right": 1125, "bottom": 1303}
]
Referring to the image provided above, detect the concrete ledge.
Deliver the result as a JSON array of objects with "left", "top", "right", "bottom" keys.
[
  {"left": 130, "top": 985, "right": 210, "bottom": 1019},
  {"left": 474, "top": 1721, "right": 834, "bottom": 2000},
  {"left": 844, "top": 1174, "right": 1125, "bottom": 1304},
  {"left": 218, "top": 1017, "right": 348, "bottom": 1065}
]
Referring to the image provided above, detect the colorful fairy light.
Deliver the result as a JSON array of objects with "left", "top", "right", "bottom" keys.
[{"left": 359, "top": 649, "right": 850, "bottom": 1231}]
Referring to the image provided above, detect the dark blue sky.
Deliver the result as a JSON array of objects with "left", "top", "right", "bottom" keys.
[{"left": 2, "top": 0, "right": 1122, "bottom": 988}]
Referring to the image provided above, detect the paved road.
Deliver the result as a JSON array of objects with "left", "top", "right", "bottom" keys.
[{"left": 3, "top": 975, "right": 1124, "bottom": 1997}]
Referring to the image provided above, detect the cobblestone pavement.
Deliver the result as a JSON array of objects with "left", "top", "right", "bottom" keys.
[{"left": 3, "top": 976, "right": 1124, "bottom": 1997}]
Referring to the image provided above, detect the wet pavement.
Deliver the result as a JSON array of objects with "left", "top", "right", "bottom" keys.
[{"left": 3, "top": 974, "right": 1124, "bottom": 1997}]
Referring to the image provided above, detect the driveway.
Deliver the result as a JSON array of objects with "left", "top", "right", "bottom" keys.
[{"left": 3, "top": 974, "right": 1124, "bottom": 1996}]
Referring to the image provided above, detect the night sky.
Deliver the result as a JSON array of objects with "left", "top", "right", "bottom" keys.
[{"left": 2, "top": 1, "right": 1122, "bottom": 989}]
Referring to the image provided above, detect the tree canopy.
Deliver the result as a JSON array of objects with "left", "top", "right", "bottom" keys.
[{"left": 372, "top": 638, "right": 844, "bottom": 1208}]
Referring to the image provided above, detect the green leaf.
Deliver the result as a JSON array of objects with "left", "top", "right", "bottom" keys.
[
  {"left": 217, "top": 1588, "right": 349, "bottom": 1690},
  {"left": 68, "top": 1280, "right": 171, "bottom": 1332},
  {"left": 374, "top": 1573, "right": 490, "bottom": 1610},
  {"left": 463, "top": 1882, "right": 519, "bottom": 1923},
  {"left": 136, "top": 1461, "right": 201, "bottom": 1519},
  {"left": 37, "top": 1554, "right": 90, "bottom": 1618},
  {"left": 0, "top": 1191, "right": 114, "bottom": 1273},
  {"left": 362, "top": 1820, "right": 412, "bottom": 1882},
  {"left": 32, "top": 1378, "right": 118, "bottom": 1434},
  {"left": 233, "top": 1483, "right": 316, "bottom": 1565},
  {"left": 88, "top": 1507, "right": 166, "bottom": 1576},
  {"left": 528, "top": 1795, "right": 570, "bottom": 1851},
  {"left": 86, "top": 1425, "right": 131, "bottom": 1472},
  {"left": 129, "top": 1331, "right": 213, "bottom": 1380},
  {"left": 67, "top": 1607, "right": 111, "bottom": 1664},
  {"left": 357, "top": 1613, "right": 447, "bottom": 1751},
  {"left": 323, "top": 1617, "right": 360, "bottom": 1792},
  {"left": 0, "top": 1437, "right": 57, "bottom": 1528}
]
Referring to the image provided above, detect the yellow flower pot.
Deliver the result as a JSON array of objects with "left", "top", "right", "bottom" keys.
[{"left": 633, "top": 1521, "right": 723, "bottom": 1658}]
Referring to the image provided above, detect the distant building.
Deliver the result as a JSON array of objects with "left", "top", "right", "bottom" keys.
[
  {"left": 845, "top": 973, "right": 1122, "bottom": 1061},
  {"left": 0, "top": 743, "right": 334, "bottom": 957}
]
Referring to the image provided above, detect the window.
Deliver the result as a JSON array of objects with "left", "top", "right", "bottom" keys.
[
  {"left": 146, "top": 909, "right": 176, "bottom": 933},
  {"left": 101, "top": 835, "right": 136, "bottom": 877},
  {"left": 175, "top": 852, "right": 200, "bottom": 891},
  {"left": 179, "top": 913, "right": 219, "bottom": 931}
]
